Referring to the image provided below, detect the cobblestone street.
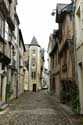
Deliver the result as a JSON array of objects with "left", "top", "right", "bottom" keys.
[{"left": 0, "top": 90, "right": 80, "bottom": 125}]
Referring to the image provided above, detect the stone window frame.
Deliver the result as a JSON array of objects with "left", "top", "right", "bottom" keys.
[{"left": 31, "top": 71, "right": 36, "bottom": 79}]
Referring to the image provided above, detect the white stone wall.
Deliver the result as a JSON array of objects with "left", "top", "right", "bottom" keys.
[
  {"left": 37, "top": 47, "right": 41, "bottom": 90},
  {"left": 29, "top": 46, "right": 41, "bottom": 91}
]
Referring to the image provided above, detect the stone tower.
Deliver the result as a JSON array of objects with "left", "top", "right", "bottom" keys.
[{"left": 29, "top": 36, "right": 41, "bottom": 91}]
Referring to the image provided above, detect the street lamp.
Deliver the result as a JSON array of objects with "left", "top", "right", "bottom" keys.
[{"left": 51, "top": 9, "right": 56, "bottom": 16}]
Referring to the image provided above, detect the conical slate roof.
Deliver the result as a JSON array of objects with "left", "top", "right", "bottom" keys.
[{"left": 30, "top": 36, "right": 40, "bottom": 47}]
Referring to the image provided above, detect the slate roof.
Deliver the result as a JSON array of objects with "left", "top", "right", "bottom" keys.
[
  {"left": 56, "top": 3, "right": 73, "bottom": 23},
  {"left": 56, "top": 4, "right": 67, "bottom": 15},
  {"left": 56, "top": 4, "right": 67, "bottom": 23},
  {"left": 62, "top": 3, "right": 73, "bottom": 13},
  {"left": 30, "top": 36, "right": 40, "bottom": 47}
]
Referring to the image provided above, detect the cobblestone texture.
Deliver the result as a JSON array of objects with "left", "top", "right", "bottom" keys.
[{"left": 0, "top": 90, "right": 80, "bottom": 125}]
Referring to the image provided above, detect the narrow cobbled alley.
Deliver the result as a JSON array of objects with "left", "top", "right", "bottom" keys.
[{"left": 0, "top": 90, "right": 79, "bottom": 125}]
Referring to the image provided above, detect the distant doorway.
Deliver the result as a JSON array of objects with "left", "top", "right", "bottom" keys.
[
  {"left": 33, "top": 84, "right": 36, "bottom": 92},
  {"left": 0, "top": 76, "right": 3, "bottom": 101}
]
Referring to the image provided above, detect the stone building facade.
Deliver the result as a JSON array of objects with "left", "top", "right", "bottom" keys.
[
  {"left": 48, "top": 30, "right": 60, "bottom": 99},
  {"left": 56, "top": 3, "right": 74, "bottom": 105},
  {"left": 0, "top": 0, "right": 17, "bottom": 108},
  {"left": 48, "top": 2, "right": 80, "bottom": 111},
  {"left": 0, "top": 0, "right": 26, "bottom": 109},
  {"left": 9, "top": 13, "right": 20, "bottom": 100},
  {"left": 75, "top": 0, "right": 83, "bottom": 114},
  {"left": 28, "top": 37, "right": 44, "bottom": 91},
  {"left": 18, "top": 29, "right": 26, "bottom": 96},
  {"left": 24, "top": 44, "right": 29, "bottom": 91}
]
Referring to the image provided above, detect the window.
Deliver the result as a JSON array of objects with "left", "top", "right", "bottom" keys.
[
  {"left": 32, "top": 50, "right": 35, "bottom": 54},
  {"left": 32, "top": 58, "right": 36, "bottom": 67},
  {"left": 31, "top": 72, "right": 36, "bottom": 79},
  {"left": 32, "top": 58, "right": 35, "bottom": 62},
  {"left": 32, "top": 63, "right": 35, "bottom": 67},
  {"left": 32, "top": 49, "right": 36, "bottom": 56},
  {"left": 34, "top": 72, "right": 36, "bottom": 79},
  {"left": 31, "top": 72, "right": 33, "bottom": 79},
  {"left": 2, "top": 64, "right": 5, "bottom": 70},
  {"left": 0, "top": 15, "right": 5, "bottom": 38},
  {"left": 8, "top": 28, "right": 12, "bottom": 41},
  {"left": 5, "top": 21, "right": 9, "bottom": 41}
]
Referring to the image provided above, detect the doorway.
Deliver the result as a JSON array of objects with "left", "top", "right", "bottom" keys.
[
  {"left": 0, "top": 76, "right": 3, "bottom": 101},
  {"left": 53, "top": 77, "right": 55, "bottom": 92},
  {"left": 78, "top": 62, "right": 83, "bottom": 113},
  {"left": 33, "top": 84, "right": 36, "bottom": 92}
]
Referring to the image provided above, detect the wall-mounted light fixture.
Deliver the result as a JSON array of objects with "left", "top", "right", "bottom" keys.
[{"left": 51, "top": 9, "right": 56, "bottom": 16}]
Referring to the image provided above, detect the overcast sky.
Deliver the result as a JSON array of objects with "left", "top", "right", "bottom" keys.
[{"left": 17, "top": 0, "right": 71, "bottom": 68}]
